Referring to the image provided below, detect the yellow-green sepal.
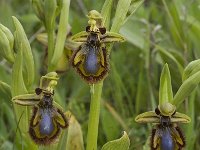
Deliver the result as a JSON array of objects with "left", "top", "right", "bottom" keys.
[
  {"left": 71, "top": 31, "right": 88, "bottom": 42},
  {"left": 12, "top": 94, "right": 40, "bottom": 106},
  {"left": 171, "top": 112, "right": 191, "bottom": 123},
  {"left": 135, "top": 111, "right": 160, "bottom": 123},
  {"left": 101, "top": 32, "right": 125, "bottom": 43}
]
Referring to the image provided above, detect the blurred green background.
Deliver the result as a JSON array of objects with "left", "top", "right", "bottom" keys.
[{"left": 0, "top": 0, "right": 200, "bottom": 149}]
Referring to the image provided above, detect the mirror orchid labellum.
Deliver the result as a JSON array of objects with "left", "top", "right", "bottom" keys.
[
  {"left": 135, "top": 103, "right": 191, "bottom": 150},
  {"left": 12, "top": 72, "right": 69, "bottom": 145},
  {"left": 70, "top": 10, "right": 125, "bottom": 84}
]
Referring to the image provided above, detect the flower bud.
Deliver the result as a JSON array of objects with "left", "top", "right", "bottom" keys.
[
  {"left": 0, "top": 24, "right": 14, "bottom": 50},
  {"left": 0, "top": 25, "right": 15, "bottom": 63}
]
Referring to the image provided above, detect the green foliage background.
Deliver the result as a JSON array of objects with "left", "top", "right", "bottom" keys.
[{"left": 0, "top": 0, "right": 200, "bottom": 149}]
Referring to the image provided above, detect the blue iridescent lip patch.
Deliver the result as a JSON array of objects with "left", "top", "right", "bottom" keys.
[
  {"left": 150, "top": 109, "right": 185, "bottom": 150},
  {"left": 29, "top": 90, "right": 69, "bottom": 145},
  {"left": 71, "top": 31, "right": 109, "bottom": 84},
  {"left": 135, "top": 102, "right": 190, "bottom": 150},
  {"left": 70, "top": 16, "right": 125, "bottom": 84},
  {"left": 12, "top": 72, "right": 68, "bottom": 145}
]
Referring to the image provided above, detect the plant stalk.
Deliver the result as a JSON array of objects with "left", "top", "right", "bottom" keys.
[
  {"left": 50, "top": 0, "right": 70, "bottom": 71},
  {"left": 86, "top": 81, "right": 103, "bottom": 150},
  {"left": 47, "top": 29, "right": 55, "bottom": 72}
]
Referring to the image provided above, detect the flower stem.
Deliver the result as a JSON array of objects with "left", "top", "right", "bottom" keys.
[
  {"left": 50, "top": 0, "right": 70, "bottom": 71},
  {"left": 47, "top": 29, "right": 55, "bottom": 72},
  {"left": 86, "top": 81, "right": 103, "bottom": 150}
]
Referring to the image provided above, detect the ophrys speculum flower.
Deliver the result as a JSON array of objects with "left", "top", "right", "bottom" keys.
[
  {"left": 70, "top": 10, "right": 125, "bottom": 84},
  {"left": 135, "top": 102, "right": 190, "bottom": 150},
  {"left": 12, "top": 72, "right": 69, "bottom": 145}
]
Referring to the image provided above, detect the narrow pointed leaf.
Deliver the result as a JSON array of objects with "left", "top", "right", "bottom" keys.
[
  {"left": 101, "top": 105, "right": 120, "bottom": 141},
  {"left": 110, "top": 0, "right": 131, "bottom": 32},
  {"left": 186, "top": 91, "right": 196, "bottom": 150},
  {"left": 11, "top": 47, "right": 36, "bottom": 148},
  {"left": 11, "top": 48, "right": 27, "bottom": 96},
  {"left": 124, "top": 0, "right": 144, "bottom": 23},
  {"left": 172, "top": 70, "right": 200, "bottom": 107},
  {"left": 0, "top": 81, "right": 12, "bottom": 102},
  {"left": 32, "top": 0, "right": 45, "bottom": 21},
  {"left": 182, "top": 59, "right": 200, "bottom": 81},
  {"left": 156, "top": 45, "right": 184, "bottom": 75},
  {"left": 162, "top": 0, "right": 185, "bottom": 50},
  {"left": 12, "top": 16, "right": 35, "bottom": 89},
  {"left": 101, "top": 0, "right": 113, "bottom": 29},
  {"left": 51, "top": 0, "right": 70, "bottom": 70},
  {"left": 44, "top": 0, "right": 57, "bottom": 31}
]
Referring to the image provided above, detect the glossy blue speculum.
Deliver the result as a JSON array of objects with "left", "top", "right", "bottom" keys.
[
  {"left": 161, "top": 128, "right": 175, "bottom": 150},
  {"left": 39, "top": 110, "right": 54, "bottom": 136},
  {"left": 84, "top": 46, "right": 99, "bottom": 74}
]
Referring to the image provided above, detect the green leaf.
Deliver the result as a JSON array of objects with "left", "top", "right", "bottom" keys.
[
  {"left": 1, "top": 103, "right": 15, "bottom": 130},
  {"left": 135, "top": 61, "right": 145, "bottom": 113},
  {"left": 120, "top": 20, "right": 144, "bottom": 49},
  {"left": 159, "top": 64, "right": 173, "bottom": 104},
  {"left": 110, "top": 0, "right": 132, "bottom": 32},
  {"left": 101, "top": 131, "right": 130, "bottom": 150},
  {"left": 110, "top": 62, "right": 127, "bottom": 117},
  {"left": 50, "top": 0, "right": 70, "bottom": 70},
  {"left": 12, "top": 16, "right": 35, "bottom": 89},
  {"left": 11, "top": 46, "right": 37, "bottom": 149},
  {"left": 172, "top": 70, "right": 200, "bottom": 107},
  {"left": 44, "top": 0, "right": 57, "bottom": 31},
  {"left": 66, "top": 115, "right": 84, "bottom": 150},
  {"left": 101, "top": 104, "right": 120, "bottom": 141},
  {"left": 11, "top": 47, "right": 27, "bottom": 96},
  {"left": 162, "top": 0, "right": 185, "bottom": 50},
  {"left": 182, "top": 59, "right": 200, "bottom": 81},
  {"left": 185, "top": 15, "right": 200, "bottom": 40},
  {"left": 185, "top": 90, "right": 196, "bottom": 150},
  {"left": 44, "top": 0, "right": 57, "bottom": 69},
  {"left": 156, "top": 45, "right": 184, "bottom": 75},
  {"left": 103, "top": 101, "right": 129, "bottom": 131},
  {"left": 0, "top": 141, "right": 13, "bottom": 150},
  {"left": 32, "top": 0, "right": 45, "bottom": 21},
  {"left": 101, "top": 0, "right": 113, "bottom": 29},
  {"left": 173, "top": 59, "right": 200, "bottom": 107},
  {"left": 124, "top": 0, "right": 144, "bottom": 23},
  {"left": 186, "top": 15, "right": 200, "bottom": 57},
  {"left": 0, "top": 81, "right": 12, "bottom": 102}
]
